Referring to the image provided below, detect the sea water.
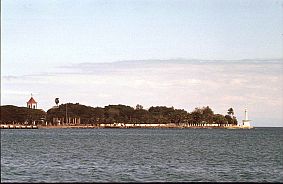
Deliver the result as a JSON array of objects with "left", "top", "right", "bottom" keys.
[{"left": 1, "top": 128, "right": 282, "bottom": 182}]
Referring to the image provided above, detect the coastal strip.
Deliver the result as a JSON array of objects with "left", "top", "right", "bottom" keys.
[
  {"left": 0, "top": 124, "right": 252, "bottom": 129},
  {"left": 0, "top": 124, "right": 38, "bottom": 129}
]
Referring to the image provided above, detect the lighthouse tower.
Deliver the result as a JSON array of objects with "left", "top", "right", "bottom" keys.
[{"left": 242, "top": 108, "right": 251, "bottom": 127}]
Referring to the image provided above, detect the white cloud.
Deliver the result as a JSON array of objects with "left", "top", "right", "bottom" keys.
[{"left": 1, "top": 59, "right": 283, "bottom": 126}]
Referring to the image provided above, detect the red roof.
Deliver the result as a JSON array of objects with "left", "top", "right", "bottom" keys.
[{"left": 27, "top": 97, "right": 37, "bottom": 104}]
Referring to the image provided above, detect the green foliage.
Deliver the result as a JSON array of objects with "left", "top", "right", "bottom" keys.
[
  {"left": 136, "top": 104, "right": 143, "bottom": 110},
  {"left": 227, "top": 108, "right": 234, "bottom": 116},
  {"left": 225, "top": 115, "right": 238, "bottom": 125},
  {"left": 213, "top": 114, "right": 227, "bottom": 125},
  {"left": 225, "top": 115, "right": 233, "bottom": 124},
  {"left": 0, "top": 105, "right": 46, "bottom": 124},
  {"left": 190, "top": 106, "right": 214, "bottom": 124},
  {"left": 1, "top": 103, "right": 238, "bottom": 126}
]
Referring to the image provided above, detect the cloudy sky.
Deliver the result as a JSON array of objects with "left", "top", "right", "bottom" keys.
[{"left": 1, "top": 0, "right": 283, "bottom": 127}]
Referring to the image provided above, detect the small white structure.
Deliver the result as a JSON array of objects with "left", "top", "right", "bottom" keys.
[{"left": 242, "top": 108, "right": 252, "bottom": 127}]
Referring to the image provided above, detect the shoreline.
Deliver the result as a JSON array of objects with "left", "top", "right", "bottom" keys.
[
  {"left": 38, "top": 125, "right": 253, "bottom": 129},
  {"left": 1, "top": 124, "right": 253, "bottom": 129}
]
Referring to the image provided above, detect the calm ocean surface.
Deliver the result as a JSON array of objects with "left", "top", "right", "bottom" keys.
[{"left": 1, "top": 128, "right": 283, "bottom": 182}]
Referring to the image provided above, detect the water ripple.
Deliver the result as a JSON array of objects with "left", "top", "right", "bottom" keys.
[{"left": 1, "top": 128, "right": 283, "bottom": 182}]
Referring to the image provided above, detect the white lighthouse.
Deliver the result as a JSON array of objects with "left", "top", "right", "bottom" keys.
[{"left": 242, "top": 108, "right": 252, "bottom": 128}]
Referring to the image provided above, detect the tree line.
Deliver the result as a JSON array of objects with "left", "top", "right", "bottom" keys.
[
  {"left": 0, "top": 103, "right": 237, "bottom": 126},
  {"left": 0, "top": 105, "right": 46, "bottom": 124},
  {"left": 46, "top": 103, "right": 237, "bottom": 126}
]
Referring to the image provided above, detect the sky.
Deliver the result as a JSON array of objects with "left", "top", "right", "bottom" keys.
[{"left": 1, "top": 0, "right": 283, "bottom": 127}]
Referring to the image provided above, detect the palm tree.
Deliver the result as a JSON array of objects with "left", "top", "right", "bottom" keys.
[
  {"left": 227, "top": 108, "right": 235, "bottom": 125},
  {"left": 227, "top": 108, "right": 234, "bottom": 117},
  {"left": 55, "top": 98, "right": 59, "bottom": 106}
]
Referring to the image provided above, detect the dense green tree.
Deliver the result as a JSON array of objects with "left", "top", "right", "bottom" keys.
[
  {"left": 225, "top": 114, "right": 238, "bottom": 125},
  {"left": 1, "top": 103, "right": 238, "bottom": 126},
  {"left": 225, "top": 115, "right": 233, "bottom": 124},
  {"left": 169, "top": 109, "right": 188, "bottom": 125},
  {"left": 190, "top": 108, "right": 203, "bottom": 125},
  {"left": 213, "top": 114, "right": 227, "bottom": 126},
  {"left": 133, "top": 109, "right": 150, "bottom": 123},
  {"left": 136, "top": 104, "right": 143, "bottom": 110},
  {"left": 0, "top": 105, "right": 46, "bottom": 124}
]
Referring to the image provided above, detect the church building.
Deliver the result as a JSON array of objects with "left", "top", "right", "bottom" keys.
[{"left": 27, "top": 95, "right": 37, "bottom": 109}]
